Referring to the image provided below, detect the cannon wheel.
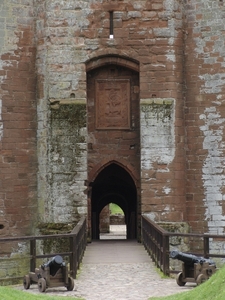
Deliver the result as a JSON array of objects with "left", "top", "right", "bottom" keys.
[
  {"left": 38, "top": 278, "right": 46, "bottom": 292},
  {"left": 196, "top": 273, "right": 207, "bottom": 285},
  {"left": 176, "top": 272, "right": 186, "bottom": 286},
  {"left": 67, "top": 277, "right": 75, "bottom": 291},
  {"left": 23, "top": 275, "right": 30, "bottom": 290}
]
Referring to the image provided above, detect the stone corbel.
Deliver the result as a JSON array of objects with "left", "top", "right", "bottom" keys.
[{"left": 49, "top": 98, "right": 86, "bottom": 109}]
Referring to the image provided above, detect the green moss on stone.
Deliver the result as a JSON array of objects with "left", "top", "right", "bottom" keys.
[
  {"left": 38, "top": 222, "right": 75, "bottom": 234},
  {"left": 141, "top": 101, "right": 173, "bottom": 123},
  {"left": 37, "top": 222, "right": 76, "bottom": 256},
  {"left": 0, "top": 255, "right": 30, "bottom": 285}
]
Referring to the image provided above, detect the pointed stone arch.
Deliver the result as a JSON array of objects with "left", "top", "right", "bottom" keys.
[
  {"left": 90, "top": 162, "right": 137, "bottom": 240},
  {"left": 86, "top": 54, "right": 139, "bottom": 72},
  {"left": 88, "top": 158, "right": 139, "bottom": 187}
]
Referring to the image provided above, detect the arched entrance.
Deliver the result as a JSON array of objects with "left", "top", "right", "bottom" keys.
[
  {"left": 91, "top": 163, "right": 137, "bottom": 240},
  {"left": 86, "top": 55, "right": 140, "bottom": 241}
]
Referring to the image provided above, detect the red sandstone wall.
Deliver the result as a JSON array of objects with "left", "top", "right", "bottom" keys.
[
  {"left": 3, "top": 0, "right": 225, "bottom": 239},
  {"left": 0, "top": 2, "right": 37, "bottom": 236},
  {"left": 85, "top": 1, "right": 186, "bottom": 224},
  {"left": 184, "top": 1, "right": 225, "bottom": 234}
]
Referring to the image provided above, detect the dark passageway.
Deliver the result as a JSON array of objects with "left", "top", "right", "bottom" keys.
[{"left": 91, "top": 163, "right": 137, "bottom": 240}]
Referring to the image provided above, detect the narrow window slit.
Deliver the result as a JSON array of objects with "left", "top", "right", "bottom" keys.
[{"left": 109, "top": 11, "right": 114, "bottom": 39}]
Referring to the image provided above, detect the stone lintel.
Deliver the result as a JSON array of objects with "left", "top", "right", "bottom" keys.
[
  {"left": 140, "top": 98, "right": 174, "bottom": 105},
  {"left": 49, "top": 98, "right": 86, "bottom": 106}
]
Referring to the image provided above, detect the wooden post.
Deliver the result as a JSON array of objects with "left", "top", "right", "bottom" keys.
[
  {"left": 204, "top": 236, "right": 210, "bottom": 258},
  {"left": 30, "top": 238, "right": 36, "bottom": 272},
  {"left": 70, "top": 235, "right": 77, "bottom": 279},
  {"left": 163, "top": 234, "right": 170, "bottom": 276}
]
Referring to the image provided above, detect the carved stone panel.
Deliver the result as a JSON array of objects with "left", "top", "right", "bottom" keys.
[{"left": 95, "top": 79, "right": 130, "bottom": 129}]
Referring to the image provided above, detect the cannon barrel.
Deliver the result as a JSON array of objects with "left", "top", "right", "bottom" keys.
[
  {"left": 41, "top": 255, "right": 64, "bottom": 276},
  {"left": 170, "top": 250, "right": 215, "bottom": 266}
]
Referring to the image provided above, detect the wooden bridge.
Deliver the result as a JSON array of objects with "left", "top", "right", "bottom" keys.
[{"left": 1, "top": 216, "right": 225, "bottom": 286}]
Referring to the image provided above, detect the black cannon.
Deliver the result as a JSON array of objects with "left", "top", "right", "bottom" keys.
[
  {"left": 41, "top": 255, "right": 64, "bottom": 276},
  {"left": 170, "top": 250, "right": 216, "bottom": 286},
  {"left": 170, "top": 250, "right": 215, "bottom": 266},
  {"left": 23, "top": 255, "right": 74, "bottom": 293}
]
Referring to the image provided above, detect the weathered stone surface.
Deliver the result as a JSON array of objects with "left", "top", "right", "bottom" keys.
[
  {"left": 0, "top": 0, "right": 37, "bottom": 239},
  {"left": 1, "top": 0, "right": 225, "bottom": 262}
]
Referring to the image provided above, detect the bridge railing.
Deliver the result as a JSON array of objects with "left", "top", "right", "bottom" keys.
[
  {"left": 0, "top": 217, "right": 87, "bottom": 283},
  {"left": 141, "top": 215, "right": 225, "bottom": 275}
]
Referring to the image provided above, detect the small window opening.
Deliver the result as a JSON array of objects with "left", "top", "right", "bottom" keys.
[{"left": 109, "top": 11, "right": 114, "bottom": 39}]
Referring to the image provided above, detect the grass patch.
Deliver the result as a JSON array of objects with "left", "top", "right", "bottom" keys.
[
  {"left": 110, "top": 203, "right": 124, "bottom": 215},
  {"left": 0, "top": 286, "right": 83, "bottom": 300},
  {"left": 149, "top": 265, "right": 225, "bottom": 300},
  {"left": 155, "top": 267, "right": 170, "bottom": 279}
]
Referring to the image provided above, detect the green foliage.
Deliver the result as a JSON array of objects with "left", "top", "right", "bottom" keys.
[
  {"left": 0, "top": 286, "right": 83, "bottom": 300},
  {"left": 109, "top": 203, "right": 124, "bottom": 215},
  {"left": 150, "top": 265, "right": 225, "bottom": 300}
]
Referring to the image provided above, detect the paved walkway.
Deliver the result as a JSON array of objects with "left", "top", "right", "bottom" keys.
[{"left": 19, "top": 226, "right": 195, "bottom": 300}]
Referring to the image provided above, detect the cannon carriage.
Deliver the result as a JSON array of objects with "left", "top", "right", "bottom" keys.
[
  {"left": 23, "top": 255, "right": 74, "bottom": 293},
  {"left": 170, "top": 250, "right": 216, "bottom": 286}
]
